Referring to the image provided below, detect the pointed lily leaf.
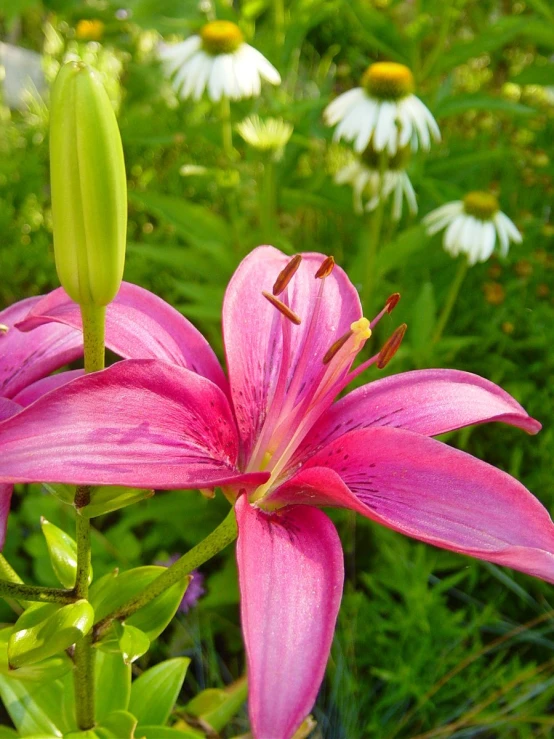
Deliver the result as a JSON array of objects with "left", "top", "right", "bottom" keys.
[
  {"left": 41, "top": 518, "right": 92, "bottom": 588},
  {"left": 44, "top": 483, "right": 154, "bottom": 517},
  {"left": 96, "top": 710, "right": 137, "bottom": 739},
  {"left": 97, "top": 622, "right": 150, "bottom": 664},
  {"left": 94, "top": 650, "right": 131, "bottom": 721},
  {"left": 129, "top": 657, "right": 190, "bottom": 726},
  {"left": 0, "top": 673, "right": 68, "bottom": 736},
  {"left": 8, "top": 601, "right": 94, "bottom": 668},
  {"left": 0, "top": 728, "right": 18, "bottom": 738},
  {"left": 185, "top": 677, "right": 247, "bottom": 732},
  {"left": 90, "top": 566, "right": 189, "bottom": 641},
  {"left": 0, "top": 626, "right": 72, "bottom": 683}
]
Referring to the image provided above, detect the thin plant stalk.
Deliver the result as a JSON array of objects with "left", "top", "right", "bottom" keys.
[
  {"left": 94, "top": 507, "right": 238, "bottom": 639},
  {"left": 220, "top": 96, "right": 234, "bottom": 160},
  {"left": 260, "top": 156, "right": 277, "bottom": 241},
  {"left": 73, "top": 303, "right": 105, "bottom": 730},
  {"left": 432, "top": 255, "right": 469, "bottom": 345},
  {"left": 362, "top": 152, "right": 388, "bottom": 309},
  {"left": 273, "top": 0, "right": 285, "bottom": 50}
]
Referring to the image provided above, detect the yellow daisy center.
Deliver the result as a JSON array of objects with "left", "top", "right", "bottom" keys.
[
  {"left": 362, "top": 62, "right": 415, "bottom": 100},
  {"left": 200, "top": 21, "right": 244, "bottom": 55},
  {"left": 463, "top": 191, "right": 499, "bottom": 220}
]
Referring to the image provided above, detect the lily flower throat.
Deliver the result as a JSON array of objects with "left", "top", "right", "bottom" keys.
[{"left": 244, "top": 254, "right": 403, "bottom": 503}]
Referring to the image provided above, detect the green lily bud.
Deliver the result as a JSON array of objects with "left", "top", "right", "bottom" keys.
[{"left": 49, "top": 61, "right": 127, "bottom": 306}]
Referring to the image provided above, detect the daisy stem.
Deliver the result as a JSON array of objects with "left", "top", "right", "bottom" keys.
[
  {"left": 73, "top": 303, "right": 106, "bottom": 730},
  {"left": 93, "top": 507, "right": 238, "bottom": 640},
  {"left": 432, "top": 255, "right": 469, "bottom": 345},
  {"left": 260, "top": 155, "right": 277, "bottom": 241},
  {"left": 273, "top": 0, "right": 285, "bottom": 50},
  {"left": 362, "top": 152, "right": 388, "bottom": 310},
  {"left": 220, "top": 96, "right": 234, "bottom": 160}
]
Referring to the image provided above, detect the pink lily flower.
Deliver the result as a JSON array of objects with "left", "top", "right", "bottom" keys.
[
  {"left": 0, "top": 246, "right": 550, "bottom": 739},
  {"left": 0, "top": 283, "right": 226, "bottom": 546}
]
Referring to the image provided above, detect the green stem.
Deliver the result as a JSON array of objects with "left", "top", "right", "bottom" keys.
[
  {"left": 260, "top": 156, "right": 276, "bottom": 241},
  {"left": 73, "top": 303, "right": 105, "bottom": 730},
  {"left": 273, "top": 0, "right": 285, "bottom": 50},
  {"left": 94, "top": 508, "right": 237, "bottom": 639},
  {"left": 80, "top": 304, "right": 105, "bottom": 373},
  {"left": 0, "top": 580, "right": 75, "bottom": 603},
  {"left": 432, "top": 256, "right": 469, "bottom": 345},
  {"left": 220, "top": 97, "right": 234, "bottom": 161},
  {"left": 362, "top": 152, "right": 388, "bottom": 311}
]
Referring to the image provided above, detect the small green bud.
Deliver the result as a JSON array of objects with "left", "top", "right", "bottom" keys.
[{"left": 49, "top": 61, "right": 127, "bottom": 306}]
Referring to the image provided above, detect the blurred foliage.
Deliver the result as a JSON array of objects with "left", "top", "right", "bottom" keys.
[{"left": 1, "top": 0, "right": 554, "bottom": 736}]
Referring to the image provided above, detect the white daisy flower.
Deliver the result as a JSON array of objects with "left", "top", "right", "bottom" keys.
[
  {"left": 423, "top": 192, "right": 522, "bottom": 265},
  {"left": 324, "top": 61, "right": 440, "bottom": 155},
  {"left": 159, "top": 20, "right": 281, "bottom": 102},
  {"left": 335, "top": 146, "right": 417, "bottom": 221},
  {"left": 236, "top": 114, "right": 293, "bottom": 159}
]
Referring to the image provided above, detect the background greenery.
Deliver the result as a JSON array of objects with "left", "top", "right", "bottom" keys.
[{"left": 0, "top": 0, "right": 553, "bottom": 736}]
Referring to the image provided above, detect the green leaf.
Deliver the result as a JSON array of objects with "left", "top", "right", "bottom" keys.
[
  {"left": 8, "top": 601, "right": 94, "bottom": 668},
  {"left": 90, "top": 566, "right": 189, "bottom": 641},
  {"left": 0, "top": 626, "right": 72, "bottom": 683},
  {"left": 511, "top": 63, "right": 554, "bottom": 86},
  {"left": 410, "top": 282, "right": 436, "bottom": 356},
  {"left": 434, "top": 94, "right": 534, "bottom": 118},
  {"left": 41, "top": 518, "right": 89, "bottom": 588},
  {"left": 185, "top": 677, "right": 247, "bottom": 732},
  {"left": 95, "top": 710, "right": 137, "bottom": 739},
  {"left": 129, "top": 657, "right": 190, "bottom": 726},
  {"left": 98, "top": 622, "right": 150, "bottom": 664},
  {"left": 129, "top": 190, "right": 232, "bottom": 248},
  {"left": 435, "top": 16, "right": 532, "bottom": 72},
  {"left": 375, "top": 225, "right": 427, "bottom": 278},
  {"left": 94, "top": 650, "right": 131, "bottom": 721},
  {"left": 0, "top": 674, "right": 68, "bottom": 736},
  {"left": 43, "top": 483, "right": 154, "bottom": 518}
]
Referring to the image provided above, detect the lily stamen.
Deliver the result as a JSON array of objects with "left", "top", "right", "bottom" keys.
[
  {"left": 377, "top": 324, "right": 407, "bottom": 369},
  {"left": 272, "top": 254, "right": 302, "bottom": 296},
  {"left": 322, "top": 330, "right": 353, "bottom": 365},
  {"left": 315, "top": 255, "right": 335, "bottom": 279},
  {"left": 262, "top": 291, "right": 302, "bottom": 325}
]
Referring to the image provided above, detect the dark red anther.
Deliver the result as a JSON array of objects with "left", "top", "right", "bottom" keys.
[
  {"left": 377, "top": 324, "right": 407, "bottom": 369},
  {"left": 322, "top": 329, "right": 352, "bottom": 365},
  {"left": 272, "top": 254, "right": 302, "bottom": 296},
  {"left": 315, "top": 255, "right": 335, "bottom": 279},
  {"left": 262, "top": 291, "right": 302, "bottom": 325},
  {"left": 385, "top": 293, "right": 401, "bottom": 313}
]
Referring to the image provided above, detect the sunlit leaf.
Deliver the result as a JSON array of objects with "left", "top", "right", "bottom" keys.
[{"left": 129, "top": 658, "right": 190, "bottom": 726}]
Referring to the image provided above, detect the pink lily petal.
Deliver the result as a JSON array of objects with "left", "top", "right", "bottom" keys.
[
  {"left": 275, "top": 428, "right": 554, "bottom": 583},
  {"left": 12, "top": 369, "right": 84, "bottom": 407},
  {"left": 223, "top": 245, "right": 362, "bottom": 463},
  {"left": 0, "top": 399, "right": 22, "bottom": 549},
  {"left": 17, "top": 282, "right": 228, "bottom": 394},
  {"left": 0, "top": 297, "right": 82, "bottom": 399},
  {"left": 296, "top": 369, "right": 541, "bottom": 462},
  {"left": 0, "top": 360, "right": 268, "bottom": 491},
  {"left": 236, "top": 495, "right": 344, "bottom": 739}
]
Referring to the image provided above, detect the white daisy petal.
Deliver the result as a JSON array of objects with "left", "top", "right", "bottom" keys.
[
  {"left": 444, "top": 215, "right": 465, "bottom": 253},
  {"left": 391, "top": 177, "right": 403, "bottom": 221},
  {"left": 480, "top": 221, "right": 496, "bottom": 262},
  {"left": 324, "top": 88, "right": 366, "bottom": 125},
  {"left": 353, "top": 100, "right": 379, "bottom": 153},
  {"left": 493, "top": 214, "right": 510, "bottom": 256},
  {"left": 176, "top": 52, "right": 207, "bottom": 99},
  {"left": 243, "top": 45, "right": 281, "bottom": 85},
  {"left": 208, "top": 54, "right": 228, "bottom": 101},
  {"left": 496, "top": 211, "right": 522, "bottom": 243},
  {"left": 405, "top": 96, "right": 431, "bottom": 151},
  {"left": 192, "top": 54, "right": 213, "bottom": 100},
  {"left": 373, "top": 101, "right": 396, "bottom": 152},
  {"left": 402, "top": 173, "right": 418, "bottom": 215}
]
